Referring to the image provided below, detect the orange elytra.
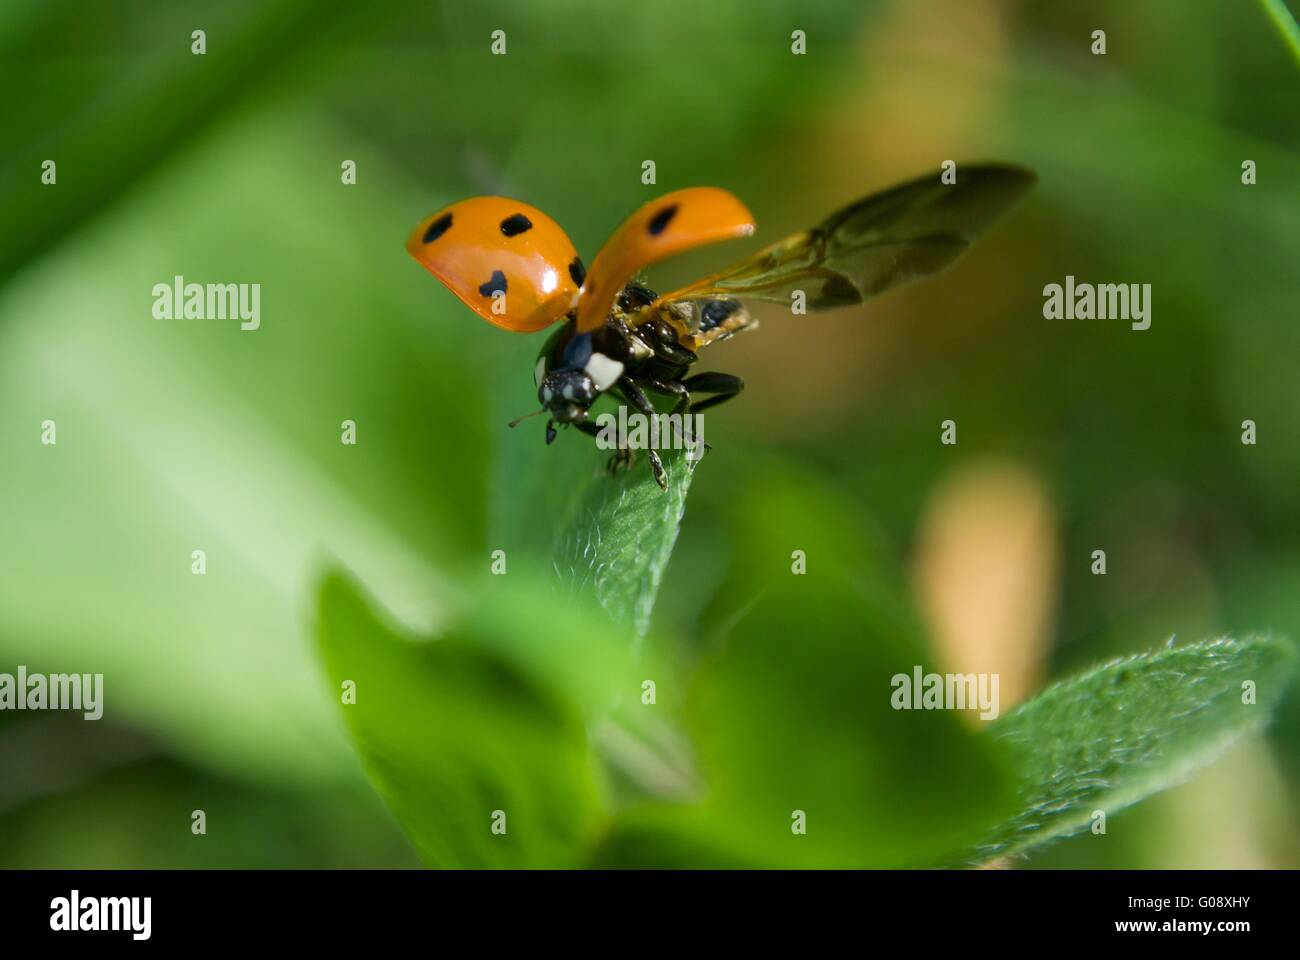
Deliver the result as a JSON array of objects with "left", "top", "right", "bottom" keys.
[
  {"left": 406, "top": 196, "right": 582, "bottom": 332},
  {"left": 572, "top": 187, "right": 756, "bottom": 333},
  {"left": 405, "top": 187, "right": 755, "bottom": 335}
]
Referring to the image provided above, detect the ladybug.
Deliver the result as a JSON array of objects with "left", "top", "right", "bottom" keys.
[{"left": 407, "top": 166, "right": 1035, "bottom": 489}]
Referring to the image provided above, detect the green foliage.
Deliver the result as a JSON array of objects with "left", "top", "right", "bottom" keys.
[
  {"left": 0, "top": 0, "right": 409, "bottom": 282},
  {"left": 315, "top": 569, "right": 642, "bottom": 868},
  {"left": 1260, "top": 0, "right": 1300, "bottom": 66},
  {"left": 551, "top": 452, "right": 697, "bottom": 642},
  {"left": 0, "top": 114, "right": 480, "bottom": 783},
  {"left": 664, "top": 569, "right": 1017, "bottom": 868},
  {"left": 971, "top": 636, "right": 1296, "bottom": 861},
  {"left": 315, "top": 453, "right": 1297, "bottom": 868},
  {"left": 4, "top": 0, "right": 1299, "bottom": 870},
  {"left": 642, "top": 462, "right": 1018, "bottom": 868},
  {"left": 316, "top": 463, "right": 1022, "bottom": 868}
]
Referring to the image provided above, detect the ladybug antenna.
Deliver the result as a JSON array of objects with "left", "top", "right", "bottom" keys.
[{"left": 508, "top": 407, "right": 546, "bottom": 428}]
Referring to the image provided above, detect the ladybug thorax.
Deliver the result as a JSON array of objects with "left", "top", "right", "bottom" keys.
[
  {"left": 533, "top": 322, "right": 622, "bottom": 423},
  {"left": 534, "top": 280, "right": 678, "bottom": 422}
]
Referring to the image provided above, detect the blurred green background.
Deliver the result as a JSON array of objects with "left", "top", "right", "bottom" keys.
[{"left": 1, "top": 0, "right": 1297, "bottom": 868}]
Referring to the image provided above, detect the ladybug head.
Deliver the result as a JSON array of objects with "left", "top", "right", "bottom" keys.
[{"left": 538, "top": 367, "right": 597, "bottom": 425}]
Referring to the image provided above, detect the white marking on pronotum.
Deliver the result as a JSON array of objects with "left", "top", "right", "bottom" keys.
[
  {"left": 585, "top": 352, "right": 624, "bottom": 391},
  {"left": 534, "top": 356, "right": 547, "bottom": 388}
]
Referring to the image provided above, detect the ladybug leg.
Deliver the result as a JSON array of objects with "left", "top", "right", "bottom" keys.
[
  {"left": 642, "top": 377, "right": 690, "bottom": 414},
  {"left": 681, "top": 371, "right": 744, "bottom": 414},
  {"left": 617, "top": 377, "right": 654, "bottom": 414},
  {"left": 611, "top": 448, "right": 637, "bottom": 475},
  {"left": 640, "top": 378, "right": 710, "bottom": 451},
  {"left": 615, "top": 379, "right": 672, "bottom": 490},
  {"left": 645, "top": 448, "right": 667, "bottom": 489},
  {"left": 573, "top": 417, "right": 638, "bottom": 476}
]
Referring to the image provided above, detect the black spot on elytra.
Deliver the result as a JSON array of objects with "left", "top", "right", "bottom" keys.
[
  {"left": 500, "top": 213, "right": 533, "bottom": 237},
  {"left": 647, "top": 204, "right": 678, "bottom": 236},
  {"left": 700, "top": 299, "right": 741, "bottom": 330},
  {"left": 568, "top": 257, "right": 586, "bottom": 286},
  {"left": 422, "top": 212, "right": 453, "bottom": 244},
  {"left": 479, "top": 270, "right": 508, "bottom": 297}
]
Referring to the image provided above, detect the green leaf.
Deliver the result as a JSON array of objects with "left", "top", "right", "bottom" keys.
[
  {"left": 488, "top": 389, "right": 698, "bottom": 645},
  {"left": 972, "top": 635, "right": 1297, "bottom": 862},
  {"left": 591, "top": 461, "right": 1020, "bottom": 868},
  {"left": 551, "top": 451, "right": 697, "bottom": 643},
  {"left": 315, "top": 567, "right": 641, "bottom": 868}
]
